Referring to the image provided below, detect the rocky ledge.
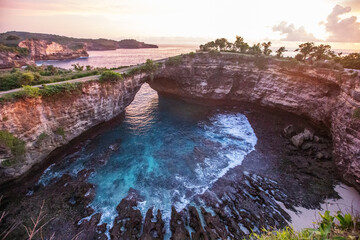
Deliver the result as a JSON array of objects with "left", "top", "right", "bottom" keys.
[
  {"left": 149, "top": 53, "right": 360, "bottom": 191},
  {"left": 0, "top": 72, "right": 150, "bottom": 184}
]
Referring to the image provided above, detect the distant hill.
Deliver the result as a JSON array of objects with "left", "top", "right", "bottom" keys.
[{"left": 0, "top": 31, "right": 158, "bottom": 50}]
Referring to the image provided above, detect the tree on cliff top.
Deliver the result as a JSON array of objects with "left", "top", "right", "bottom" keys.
[
  {"left": 276, "top": 47, "right": 287, "bottom": 58},
  {"left": 295, "top": 42, "right": 315, "bottom": 61},
  {"left": 234, "top": 36, "right": 249, "bottom": 53},
  {"left": 262, "top": 42, "right": 272, "bottom": 56}
]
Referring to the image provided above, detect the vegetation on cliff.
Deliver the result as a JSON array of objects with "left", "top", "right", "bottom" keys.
[
  {"left": 0, "top": 44, "right": 29, "bottom": 57},
  {"left": 99, "top": 71, "right": 123, "bottom": 82},
  {"left": 0, "top": 130, "right": 25, "bottom": 166},
  {"left": 0, "top": 64, "right": 128, "bottom": 91},
  {"left": 200, "top": 37, "right": 360, "bottom": 69},
  {"left": 250, "top": 211, "right": 359, "bottom": 240}
]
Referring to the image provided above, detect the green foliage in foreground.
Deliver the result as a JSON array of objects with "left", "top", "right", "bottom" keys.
[
  {"left": 0, "top": 130, "right": 25, "bottom": 167},
  {"left": 249, "top": 211, "right": 359, "bottom": 240}
]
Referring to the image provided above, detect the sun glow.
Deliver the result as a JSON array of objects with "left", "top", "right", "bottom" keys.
[{"left": 0, "top": 0, "right": 360, "bottom": 49}]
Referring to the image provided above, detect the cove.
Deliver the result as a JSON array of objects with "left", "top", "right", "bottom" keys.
[
  {"left": 38, "top": 83, "right": 257, "bottom": 233},
  {"left": 2, "top": 83, "right": 359, "bottom": 239}
]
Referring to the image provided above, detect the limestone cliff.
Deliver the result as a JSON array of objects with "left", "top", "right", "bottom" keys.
[
  {"left": 149, "top": 53, "right": 360, "bottom": 191},
  {"left": 18, "top": 39, "right": 89, "bottom": 61},
  {"left": 0, "top": 73, "right": 148, "bottom": 184},
  {"left": 0, "top": 51, "right": 33, "bottom": 69}
]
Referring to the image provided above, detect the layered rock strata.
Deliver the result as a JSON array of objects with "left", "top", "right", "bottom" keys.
[{"left": 149, "top": 53, "right": 360, "bottom": 191}]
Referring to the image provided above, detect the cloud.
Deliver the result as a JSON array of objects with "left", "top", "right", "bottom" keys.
[
  {"left": 342, "top": 0, "right": 360, "bottom": 12},
  {"left": 325, "top": 5, "right": 360, "bottom": 42},
  {"left": 272, "top": 21, "right": 319, "bottom": 41}
]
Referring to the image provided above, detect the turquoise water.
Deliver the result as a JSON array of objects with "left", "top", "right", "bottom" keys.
[{"left": 38, "top": 84, "right": 257, "bottom": 232}]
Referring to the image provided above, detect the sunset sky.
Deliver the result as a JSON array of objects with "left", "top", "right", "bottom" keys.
[{"left": 1, "top": 0, "right": 360, "bottom": 50}]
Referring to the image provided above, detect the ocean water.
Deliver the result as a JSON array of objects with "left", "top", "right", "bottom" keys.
[
  {"left": 38, "top": 83, "right": 257, "bottom": 233},
  {"left": 36, "top": 46, "right": 196, "bottom": 69}
]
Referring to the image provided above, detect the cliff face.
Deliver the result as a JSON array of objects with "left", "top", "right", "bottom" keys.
[
  {"left": 0, "top": 51, "right": 33, "bottom": 69},
  {"left": 149, "top": 53, "right": 360, "bottom": 191},
  {"left": 18, "top": 39, "right": 88, "bottom": 61},
  {"left": 0, "top": 73, "right": 148, "bottom": 184}
]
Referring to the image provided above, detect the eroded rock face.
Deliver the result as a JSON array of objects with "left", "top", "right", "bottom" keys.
[
  {"left": 149, "top": 53, "right": 360, "bottom": 191},
  {"left": 0, "top": 51, "right": 34, "bottom": 69},
  {"left": 18, "top": 39, "right": 88, "bottom": 61},
  {"left": 0, "top": 73, "right": 148, "bottom": 184}
]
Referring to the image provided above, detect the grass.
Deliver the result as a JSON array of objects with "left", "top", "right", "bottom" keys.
[
  {"left": 249, "top": 211, "right": 360, "bottom": 240},
  {"left": 54, "top": 127, "right": 65, "bottom": 138},
  {"left": 353, "top": 108, "right": 360, "bottom": 120},
  {"left": 165, "top": 55, "right": 183, "bottom": 66},
  {"left": 0, "top": 130, "right": 25, "bottom": 167}
]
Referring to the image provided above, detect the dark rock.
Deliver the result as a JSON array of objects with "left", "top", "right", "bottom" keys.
[
  {"left": 170, "top": 206, "right": 190, "bottom": 240},
  {"left": 188, "top": 206, "right": 208, "bottom": 240},
  {"left": 283, "top": 125, "right": 295, "bottom": 138},
  {"left": 110, "top": 188, "right": 144, "bottom": 240},
  {"left": 140, "top": 208, "right": 165, "bottom": 240}
]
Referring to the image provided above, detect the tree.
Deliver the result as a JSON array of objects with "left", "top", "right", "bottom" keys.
[
  {"left": 248, "top": 43, "right": 262, "bottom": 55},
  {"left": 200, "top": 41, "right": 216, "bottom": 51},
  {"left": 310, "top": 44, "right": 334, "bottom": 60},
  {"left": 275, "top": 47, "right": 287, "bottom": 58},
  {"left": 234, "top": 36, "right": 249, "bottom": 53},
  {"left": 262, "top": 41, "right": 272, "bottom": 55},
  {"left": 214, "top": 38, "right": 229, "bottom": 51},
  {"left": 295, "top": 42, "right": 315, "bottom": 61},
  {"left": 340, "top": 53, "right": 360, "bottom": 69}
]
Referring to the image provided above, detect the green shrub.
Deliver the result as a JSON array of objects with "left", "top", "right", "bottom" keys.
[
  {"left": 165, "top": 55, "right": 183, "bottom": 66},
  {"left": 36, "top": 132, "right": 48, "bottom": 144},
  {"left": 143, "top": 59, "right": 160, "bottom": 73},
  {"left": 0, "top": 72, "right": 22, "bottom": 90},
  {"left": 353, "top": 108, "right": 360, "bottom": 119},
  {"left": 0, "top": 130, "right": 25, "bottom": 166},
  {"left": 54, "top": 127, "right": 65, "bottom": 138},
  {"left": 23, "top": 85, "right": 40, "bottom": 98},
  {"left": 188, "top": 52, "right": 196, "bottom": 58},
  {"left": 99, "top": 71, "right": 123, "bottom": 82},
  {"left": 19, "top": 72, "right": 35, "bottom": 85},
  {"left": 250, "top": 210, "right": 359, "bottom": 240},
  {"left": 40, "top": 82, "right": 83, "bottom": 96}
]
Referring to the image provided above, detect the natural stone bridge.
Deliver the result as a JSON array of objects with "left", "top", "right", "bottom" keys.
[{"left": 0, "top": 53, "right": 359, "bottom": 193}]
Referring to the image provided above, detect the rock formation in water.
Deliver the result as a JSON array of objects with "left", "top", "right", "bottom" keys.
[
  {"left": 18, "top": 39, "right": 89, "bottom": 61},
  {"left": 0, "top": 73, "right": 149, "bottom": 184},
  {"left": 149, "top": 53, "right": 360, "bottom": 191},
  {"left": 118, "top": 39, "right": 158, "bottom": 49}
]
